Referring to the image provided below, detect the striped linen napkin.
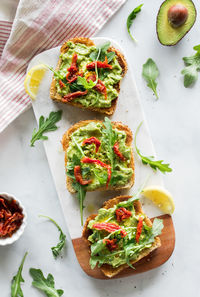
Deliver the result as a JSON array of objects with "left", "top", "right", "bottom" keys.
[{"left": 0, "top": 0, "right": 126, "bottom": 133}]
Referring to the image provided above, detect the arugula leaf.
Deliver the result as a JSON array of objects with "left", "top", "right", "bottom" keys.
[
  {"left": 29, "top": 268, "right": 63, "bottom": 297},
  {"left": 102, "top": 117, "right": 117, "bottom": 169},
  {"left": 134, "top": 122, "right": 172, "bottom": 173},
  {"left": 70, "top": 81, "right": 85, "bottom": 92},
  {"left": 11, "top": 252, "right": 28, "bottom": 297},
  {"left": 30, "top": 110, "right": 62, "bottom": 146},
  {"left": 45, "top": 65, "right": 64, "bottom": 80},
  {"left": 127, "top": 4, "right": 143, "bottom": 42},
  {"left": 142, "top": 58, "right": 159, "bottom": 99},
  {"left": 72, "top": 182, "right": 87, "bottom": 226},
  {"left": 181, "top": 45, "right": 200, "bottom": 87},
  {"left": 77, "top": 76, "right": 96, "bottom": 90},
  {"left": 39, "top": 215, "right": 66, "bottom": 259},
  {"left": 89, "top": 42, "right": 115, "bottom": 63}
]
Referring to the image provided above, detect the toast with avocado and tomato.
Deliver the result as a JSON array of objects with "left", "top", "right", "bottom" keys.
[
  {"left": 50, "top": 37, "right": 127, "bottom": 115},
  {"left": 82, "top": 195, "right": 163, "bottom": 278},
  {"left": 62, "top": 118, "right": 134, "bottom": 193}
]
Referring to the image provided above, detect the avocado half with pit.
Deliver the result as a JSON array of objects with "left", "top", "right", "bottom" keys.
[{"left": 156, "top": 0, "right": 196, "bottom": 46}]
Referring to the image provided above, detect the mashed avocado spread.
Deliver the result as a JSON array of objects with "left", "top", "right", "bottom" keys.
[
  {"left": 66, "top": 118, "right": 133, "bottom": 191},
  {"left": 55, "top": 41, "right": 123, "bottom": 108},
  {"left": 87, "top": 197, "right": 163, "bottom": 269}
]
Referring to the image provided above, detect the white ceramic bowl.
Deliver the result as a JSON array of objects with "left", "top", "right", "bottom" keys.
[{"left": 0, "top": 193, "right": 27, "bottom": 246}]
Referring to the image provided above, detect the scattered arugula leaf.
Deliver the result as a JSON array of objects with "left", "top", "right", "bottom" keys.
[
  {"left": 142, "top": 58, "right": 159, "bottom": 99},
  {"left": 29, "top": 268, "right": 63, "bottom": 297},
  {"left": 11, "top": 252, "right": 28, "bottom": 297},
  {"left": 72, "top": 182, "right": 87, "bottom": 226},
  {"left": 181, "top": 45, "right": 200, "bottom": 87},
  {"left": 127, "top": 4, "right": 143, "bottom": 42},
  {"left": 39, "top": 215, "right": 66, "bottom": 258},
  {"left": 134, "top": 122, "right": 172, "bottom": 173},
  {"left": 30, "top": 110, "right": 62, "bottom": 146}
]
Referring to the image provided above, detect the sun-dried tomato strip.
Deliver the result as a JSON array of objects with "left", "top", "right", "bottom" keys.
[
  {"left": 82, "top": 137, "right": 101, "bottom": 153},
  {"left": 62, "top": 90, "right": 88, "bottom": 102},
  {"left": 66, "top": 53, "right": 79, "bottom": 83},
  {"left": 86, "top": 56, "right": 112, "bottom": 70},
  {"left": 115, "top": 207, "right": 132, "bottom": 222},
  {"left": 87, "top": 74, "right": 107, "bottom": 99},
  {"left": 135, "top": 217, "right": 143, "bottom": 243},
  {"left": 103, "top": 238, "right": 118, "bottom": 251},
  {"left": 81, "top": 157, "right": 111, "bottom": 187},
  {"left": 59, "top": 80, "right": 66, "bottom": 89},
  {"left": 113, "top": 142, "right": 126, "bottom": 161},
  {"left": 92, "top": 222, "right": 127, "bottom": 238},
  {"left": 74, "top": 165, "right": 92, "bottom": 185}
]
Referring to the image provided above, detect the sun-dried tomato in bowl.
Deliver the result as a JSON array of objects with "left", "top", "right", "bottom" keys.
[{"left": 0, "top": 196, "right": 24, "bottom": 238}]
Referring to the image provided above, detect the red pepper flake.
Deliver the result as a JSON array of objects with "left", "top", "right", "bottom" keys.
[
  {"left": 62, "top": 90, "right": 88, "bottom": 102},
  {"left": 135, "top": 217, "right": 143, "bottom": 243},
  {"left": 113, "top": 142, "right": 126, "bottom": 161},
  {"left": 93, "top": 222, "right": 127, "bottom": 238},
  {"left": 103, "top": 238, "right": 118, "bottom": 251},
  {"left": 115, "top": 207, "right": 132, "bottom": 222},
  {"left": 82, "top": 137, "right": 101, "bottom": 153},
  {"left": 86, "top": 56, "right": 112, "bottom": 70},
  {"left": 81, "top": 157, "right": 111, "bottom": 187},
  {"left": 0, "top": 197, "right": 24, "bottom": 238},
  {"left": 74, "top": 165, "right": 92, "bottom": 185},
  {"left": 59, "top": 80, "right": 66, "bottom": 89}
]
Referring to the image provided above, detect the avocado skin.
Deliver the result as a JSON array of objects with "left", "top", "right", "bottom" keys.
[{"left": 156, "top": 0, "right": 197, "bottom": 46}]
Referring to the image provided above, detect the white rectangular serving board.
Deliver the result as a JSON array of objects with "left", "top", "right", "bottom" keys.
[{"left": 29, "top": 37, "right": 163, "bottom": 239}]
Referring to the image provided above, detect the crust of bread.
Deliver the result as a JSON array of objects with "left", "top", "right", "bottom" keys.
[
  {"left": 82, "top": 195, "right": 161, "bottom": 278},
  {"left": 62, "top": 120, "right": 134, "bottom": 193},
  {"left": 50, "top": 37, "right": 127, "bottom": 115}
]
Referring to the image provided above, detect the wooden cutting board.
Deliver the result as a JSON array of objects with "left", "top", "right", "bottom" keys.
[{"left": 73, "top": 214, "right": 175, "bottom": 279}]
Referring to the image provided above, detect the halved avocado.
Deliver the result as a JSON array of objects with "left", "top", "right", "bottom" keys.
[{"left": 157, "top": 0, "right": 196, "bottom": 46}]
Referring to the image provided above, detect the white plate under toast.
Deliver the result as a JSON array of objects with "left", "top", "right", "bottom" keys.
[{"left": 29, "top": 37, "right": 164, "bottom": 241}]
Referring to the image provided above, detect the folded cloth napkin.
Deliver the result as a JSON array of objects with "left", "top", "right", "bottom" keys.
[{"left": 0, "top": 0, "right": 126, "bottom": 133}]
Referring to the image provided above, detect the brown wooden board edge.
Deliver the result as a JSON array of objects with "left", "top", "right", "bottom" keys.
[{"left": 72, "top": 214, "right": 175, "bottom": 279}]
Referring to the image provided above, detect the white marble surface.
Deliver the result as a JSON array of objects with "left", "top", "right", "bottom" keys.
[{"left": 0, "top": 0, "right": 200, "bottom": 295}]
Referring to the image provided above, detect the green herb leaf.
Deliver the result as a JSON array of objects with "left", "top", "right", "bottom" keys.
[
  {"left": 127, "top": 4, "right": 143, "bottom": 42},
  {"left": 45, "top": 65, "right": 64, "bottom": 80},
  {"left": 11, "top": 252, "right": 28, "bottom": 297},
  {"left": 181, "top": 45, "right": 200, "bottom": 87},
  {"left": 89, "top": 42, "right": 115, "bottom": 63},
  {"left": 29, "top": 268, "right": 63, "bottom": 297},
  {"left": 77, "top": 76, "right": 96, "bottom": 89},
  {"left": 30, "top": 110, "right": 62, "bottom": 146},
  {"left": 72, "top": 182, "right": 87, "bottom": 226},
  {"left": 134, "top": 122, "right": 172, "bottom": 173},
  {"left": 102, "top": 117, "right": 117, "bottom": 169},
  {"left": 39, "top": 215, "right": 66, "bottom": 259},
  {"left": 142, "top": 58, "right": 159, "bottom": 99}
]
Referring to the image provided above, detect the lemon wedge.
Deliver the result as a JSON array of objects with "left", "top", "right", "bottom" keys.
[
  {"left": 24, "top": 64, "right": 47, "bottom": 100},
  {"left": 142, "top": 186, "right": 175, "bottom": 214}
]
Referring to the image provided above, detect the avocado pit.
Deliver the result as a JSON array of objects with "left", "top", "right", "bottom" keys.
[{"left": 168, "top": 4, "right": 188, "bottom": 27}]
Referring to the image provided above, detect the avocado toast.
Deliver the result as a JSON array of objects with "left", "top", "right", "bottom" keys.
[
  {"left": 50, "top": 37, "right": 127, "bottom": 115},
  {"left": 62, "top": 118, "right": 134, "bottom": 194},
  {"left": 82, "top": 195, "right": 163, "bottom": 278}
]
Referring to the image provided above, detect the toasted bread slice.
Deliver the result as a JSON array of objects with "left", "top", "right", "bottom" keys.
[
  {"left": 50, "top": 37, "right": 127, "bottom": 115},
  {"left": 82, "top": 195, "right": 161, "bottom": 278},
  {"left": 62, "top": 120, "right": 134, "bottom": 193}
]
